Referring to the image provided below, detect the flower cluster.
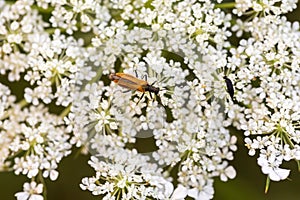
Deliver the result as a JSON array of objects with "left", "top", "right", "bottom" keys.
[
  {"left": 0, "top": 97, "right": 72, "bottom": 178},
  {"left": 68, "top": 0, "right": 239, "bottom": 199},
  {"left": 229, "top": 16, "right": 300, "bottom": 182},
  {"left": 80, "top": 150, "right": 173, "bottom": 200},
  {"left": 1, "top": 0, "right": 300, "bottom": 200},
  {"left": 0, "top": 96, "right": 71, "bottom": 200}
]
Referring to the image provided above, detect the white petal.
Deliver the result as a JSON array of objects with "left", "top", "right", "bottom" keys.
[
  {"left": 171, "top": 184, "right": 188, "bottom": 200},
  {"left": 29, "top": 194, "right": 44, "bottom": 200},
  {"left": 187, "top": 188, "right": 198, "bottom": 199},
  {"left": 15, "top": 192, "right": 30, "bottom": 200},
  {"left": 50, "top": 170, "right": 59, "bottom": 181},
  {"left": 269, "top": 168, "right": 290, "bottom": 181},
  {"left": 225, "top": 166, "right": 237, "bottom": 179},
  {"left": 164, "top": 181, "right": 174, "bottom": 197}
]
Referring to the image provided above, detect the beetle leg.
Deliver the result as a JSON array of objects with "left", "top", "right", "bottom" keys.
[
  {"left": 136, "top": 93, "right": 145, "bottom": 105},
  {"left": 149, "top": 91, "right": 153, "bottom": 99}
]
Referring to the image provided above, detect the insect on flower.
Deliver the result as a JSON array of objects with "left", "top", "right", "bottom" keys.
[
  {"left": 109, "top": 72, "right": 160, "bottom": 103},
  {"left": 223, "top": 76, "right": 234, "bottom": 101}
]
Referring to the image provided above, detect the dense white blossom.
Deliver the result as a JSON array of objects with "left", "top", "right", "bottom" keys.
[{"left": 1, "top": 0, "right": 300, "bottom": 199}]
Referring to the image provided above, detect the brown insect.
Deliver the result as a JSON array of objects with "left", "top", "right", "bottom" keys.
[{"left": 109, "top": 73, "right": 160, "bottom": 103}]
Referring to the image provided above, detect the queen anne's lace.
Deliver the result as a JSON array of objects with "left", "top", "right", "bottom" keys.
[{"left": 1, "top": 0, "right": 299, "bottom": 200}]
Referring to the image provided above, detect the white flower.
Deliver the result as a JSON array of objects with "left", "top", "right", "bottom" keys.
[
  {"left": 80, "top": 148, "right": 172, "bottom": 199},
  {"left": 3, "top": 103, "right": 71, "bottom": 188},
  {"left": 244, "top": 137, "right": 256, "bottom": 156},
  {"left": 42, "top": 161, "right": 59, "bottom": 181},
  {"left": 220, "top": 165, "right": 237, "bottom": 182},
  {"left": 15, "top": 182, "right": 43, "bottom": 200},
  {"left": 258, "top": 156, "right": 290, "bottom": 181},
  {"left": 257, "top": 146, "right": 290, "bottom": 181},
  {"left": 24, "top": 88, "right": 39, "bottom": 105},
  {"left": 187, "top": 179, "right": 214, "bottom": 200},
  {"left": 21, "top": 156, "right": 40, "bottom": 178},
  {"left": 231, "top": 19, "right": 247, "bottom": 37}
]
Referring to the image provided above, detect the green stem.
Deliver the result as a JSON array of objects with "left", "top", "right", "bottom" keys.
[
  {"left": 265, "top": 176, "right": 270, "bottom": 193},
  {"left": 215, "top": 2, "right": 236, "bottom": 9},
  {"left": 59, "top": 105, "right": 71, "bottom": 118},
  {"left": 18, "top": 98, "right": 28, "bottom": 107},
  {"left": 297, "top": 160, "right": 300, "bottom": 172},
  {"left": 31, "top": 4, "right": 54, "bottom": 14},
  {"left": 38, "top": 171, "right": 47, "bottom": 200},
  {"left": 89, "top": 67, "right": 103, "bottom": 84}
]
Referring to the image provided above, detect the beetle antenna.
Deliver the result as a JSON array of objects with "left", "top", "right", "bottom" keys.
[{"left": 150, "top": 81, "right": 157, "bottom": 86}]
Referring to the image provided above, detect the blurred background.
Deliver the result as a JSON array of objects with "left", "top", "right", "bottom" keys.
[{"left": 1, "top": 1, "right": 300, "bottom": 200}]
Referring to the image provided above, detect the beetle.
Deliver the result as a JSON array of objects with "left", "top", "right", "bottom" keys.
[
  {"left": 109, "top": 73, "right": 160, "bottom": 103},
  {"left": 223, "top": 76, "right": 234, "bottom": 101}
]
